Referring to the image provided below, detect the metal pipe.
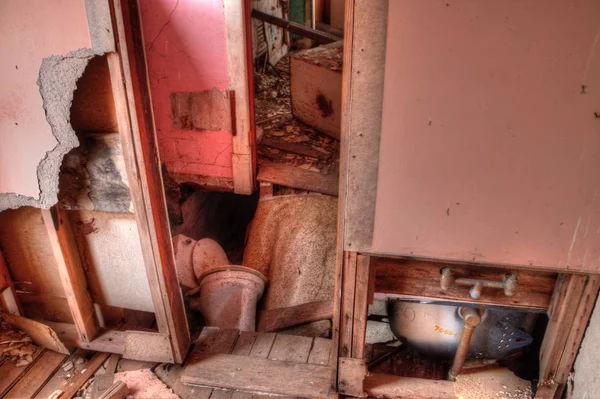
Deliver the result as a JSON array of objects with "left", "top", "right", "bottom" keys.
[{"left": 448, "top": 307, "right": 482, "bottom": 381}]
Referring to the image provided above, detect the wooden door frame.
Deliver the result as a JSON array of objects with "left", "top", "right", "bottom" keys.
[
  {"left": 109, "top": 0, "right": 191, "bottom": 363},
  {"left": 225, "top": 0, "right": 257, "bottom": 194}
]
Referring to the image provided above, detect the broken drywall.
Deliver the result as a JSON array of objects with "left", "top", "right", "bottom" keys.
[
  {"left": 0, "top": 0, "right": 116, "bottom": 212},
  {"left": 0, "top": 49, "right": 98, "bottom": 211}
]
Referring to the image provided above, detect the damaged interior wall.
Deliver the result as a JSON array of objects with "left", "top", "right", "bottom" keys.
[
  {"left": 0, "top": 0, "right": 91, "bottom": 210},
  {"left": 0, "top": 0, "right": 154, "bottom": 327},
  {"left": 0, "top": 0, "right": 115, "bottom": 212},
  {"left": 140, "top": 0, "right": 235, "bottom": 186}
]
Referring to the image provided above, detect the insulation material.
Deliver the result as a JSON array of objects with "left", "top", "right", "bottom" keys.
[{"left": 243, "top": 195, "right": 337, "bottom": 309}]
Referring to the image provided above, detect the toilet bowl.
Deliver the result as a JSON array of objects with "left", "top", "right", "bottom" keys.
[{"left": 197, "top": 265, "right": 267, "bottom": 331}]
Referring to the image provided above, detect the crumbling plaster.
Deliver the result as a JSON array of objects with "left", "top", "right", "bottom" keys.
[{"left": 0, "top": 0, "right": 114, "bottom": 212}]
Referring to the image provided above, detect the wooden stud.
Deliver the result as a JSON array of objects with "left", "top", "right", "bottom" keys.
[
  {"left": 224, "top": 0, "right": 255, "bottom": 195},
  {"left": 41, "top": 206, "right": 98, "bottom": 343},
  {"left": 0, "top": 249, "right": 22, "bottom": 315},
  {"left": 339, "top": 251, "right": 357, "bottom": 358},
  {"left": 109, "top": 0, "right": 190, "bottom": 363},
  {"left": 555, "top": 275, "right": 600, "bottom": 382},
  {"left": 351, "top": 255, "right": 370, "bottom": 359},
  {"left": 538, "top": 274, "right": 600, "bottom": 397}
]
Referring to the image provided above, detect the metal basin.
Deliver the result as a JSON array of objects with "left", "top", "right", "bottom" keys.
[{"left": 388, "top": 301, "right": 533, "bottom": 359}]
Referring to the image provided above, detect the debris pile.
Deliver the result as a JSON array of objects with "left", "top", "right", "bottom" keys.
[
  {"left": 254, "top": 56, "right": 339, "bottom": 174},
  {"left": 0, "top": 316, "right": 37, "bottom": 367}
]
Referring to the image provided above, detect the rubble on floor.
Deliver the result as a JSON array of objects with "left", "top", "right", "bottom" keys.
[
  {"left": 254, "top": 56, "right": 339, "bottom": 175},
  {"left": 0, "top": 315, "right": 37, "bottom": 367}
]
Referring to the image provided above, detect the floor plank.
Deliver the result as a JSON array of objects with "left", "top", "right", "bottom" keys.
[
  {"left": 231, "top": 332, "right": 257, "bottom": 356},
  {"left": 182, "top": 353, "right": 332, "bottom": 399},
  {"left": 5, "top": 350, "right": 67, "bottom": 399},
  {"left": 248, "top": 333, "right": 276, "bottom": 358},
  {"left": 210, "top": 389, "right": 234, "bottom": 399},
  {"left": 60, "top": 352, "right": 110, "bottom": 399},
  {"left": 155, "top": 363, "right": 213, "bottom": 399},
  {"left": 0, "top": 347, "right": 44, "bottom": 397},
  {"left": 268, "top": 334, "right": 313, "bottom": 363},
  {"left": 308, "top": 338, "right": 332, "bottom": 366},
  {"left": 35, "top": 350, "right": 92, "bottom": 399}
]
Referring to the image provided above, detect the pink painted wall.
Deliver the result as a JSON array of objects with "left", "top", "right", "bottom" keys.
[
  {"left": 372, "top": 0, "right": 600, "bottom": 271},
  {"left": 0, "top": 0, "right": 90, "bottom": 198},
  {"left": 140, "top": 0, "right": 233, "bottom": 179}
]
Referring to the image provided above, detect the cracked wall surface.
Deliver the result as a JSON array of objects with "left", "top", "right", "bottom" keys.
[{"left": 0, "top": 0, "right": 113, "bottom": 212}]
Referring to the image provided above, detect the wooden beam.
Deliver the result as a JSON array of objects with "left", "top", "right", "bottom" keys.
[
  {"left": 109, "top": 0, "right": 190, "bottom": 363},
  {"left": 351, "top": 255, "right": 370, "bottom": 359},
  {"left": 338, "top": 357, "right": 366, "bottom": 397},
  {"left": 339, "top": 251, "right": 357, "bottom": 358},
  {"left": 538, "top": 274, "right": 600, "bottom": 397},
  {"left": 257, "top": 161, "right": 338, "bottom": 196},
  {"left": 251, "top": 9, "right": 340, "bottom": 45},
  {"left": 372, "top": 257, "right": 557, "bottom": 311},
  {"left": 41, "top": 206, "right": 98, "bottom": 343},
  {"left": 42, "top": 320, "right": 126, "bottom": 355},
  {"left": 258, "top": 300, "right": 334, "bottom": 332}
]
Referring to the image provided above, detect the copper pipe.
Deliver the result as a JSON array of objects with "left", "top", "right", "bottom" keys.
[{"left": 448, "top": 307, "right": 482, "bottom": 381}]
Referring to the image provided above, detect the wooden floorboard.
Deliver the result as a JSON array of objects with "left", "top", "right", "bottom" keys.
[
  {"left": 182, "top": 328, "right": 334, "bottom": 399},
  {"left": 5, "top": 350, "right": 67, "bottom": 399},
  {"left": 308, "top": 338, "right": 333, "bottom": 366},
  {"left": 268, "top": 334, "right": 313, "bottom": 363},
  {"left": 182, "top": 353, "right": 332, "bottom": 399},
  {"left": 0, "top": 347, "right": 44, "bottom": 397}
]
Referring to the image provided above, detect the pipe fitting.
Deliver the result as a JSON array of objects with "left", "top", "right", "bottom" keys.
[{"left": 448, "top": 307, "right": 482, "bottom": 381}]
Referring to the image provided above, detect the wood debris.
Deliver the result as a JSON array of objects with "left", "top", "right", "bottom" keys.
[
  {"left": 0, "top": 315, "right": 37, "bottom": 367},
  {"left": 254, "top": 55, "right": 339, "bottom": 176}
]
